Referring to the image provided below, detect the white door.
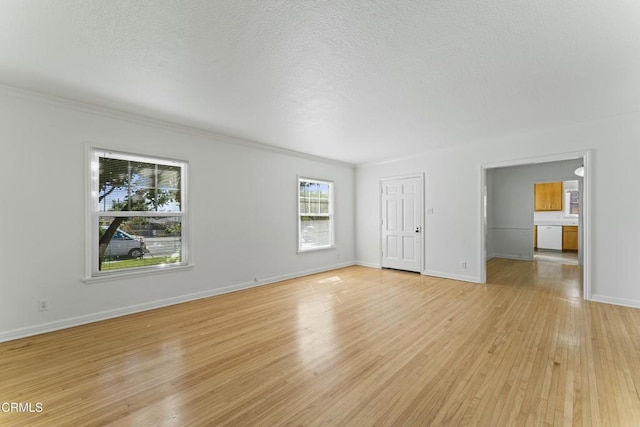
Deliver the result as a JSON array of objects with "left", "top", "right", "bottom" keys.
[{"left": 381, "top": 176, "right": 423, "bottom": 272}]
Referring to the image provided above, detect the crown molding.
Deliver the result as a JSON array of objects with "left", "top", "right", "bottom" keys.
[{"left": 0, "top": 83, "right": 354, "bottom": 169}]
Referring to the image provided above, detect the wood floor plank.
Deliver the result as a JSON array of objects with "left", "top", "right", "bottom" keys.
[{"left": 2, "top": 260, "right": 640, "bottom": 426}]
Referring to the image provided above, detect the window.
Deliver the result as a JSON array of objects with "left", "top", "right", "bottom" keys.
[
  {"left": 298, "top": 178, "right": 334, "bottom": 251},
  {"left": 89, "top": 149, "right": 188, "bottom": 277},
  {"left": 565, "top": 190, "right": 579, "bottom": 216}
]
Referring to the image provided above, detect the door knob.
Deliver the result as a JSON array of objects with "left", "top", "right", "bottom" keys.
[{"left": 415, "top": 227, "right": 421, "bottom": 233}]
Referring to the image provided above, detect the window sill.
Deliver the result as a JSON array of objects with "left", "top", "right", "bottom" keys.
[
  {"left": 84, "top": 263, "right": 194, "bottom": 284},
  {"left": 297, "top": 245, "right": 336, "bottom": 254}
]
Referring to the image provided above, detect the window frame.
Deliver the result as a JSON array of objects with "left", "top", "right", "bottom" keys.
[
  {"left": 564, "top": 190, "right": 579, "bottom": 217},
  {"left": 85, "top": 147, "right": 191, "bottom": 281},
  {"left": 297, "top": 177, "right": 335, "bottom": 253}
]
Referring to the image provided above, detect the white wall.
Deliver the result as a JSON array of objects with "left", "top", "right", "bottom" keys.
[
  {"left": 487, "top": 161, "right": 582, "bottom": 261},
  {"left": 356, "top": 148, "right": 483, "bottom": 283},
  {"left": 0, "top": 88, "right": 355, "bottom": 341},
  {"left": 356, "top": 111, "right": 640, "bottom": 307},
  {"left": 3, "top": 84, "right": 639, "bottom": 341}
]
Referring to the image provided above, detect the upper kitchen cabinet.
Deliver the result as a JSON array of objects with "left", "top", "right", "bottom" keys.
[{"left": 534, "top": 182, "right": 563, "bottom": 211}]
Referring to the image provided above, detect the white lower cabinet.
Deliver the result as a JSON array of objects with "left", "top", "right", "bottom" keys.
[{"left": 537, "top": 225, "right": 562, "bottom": 250}]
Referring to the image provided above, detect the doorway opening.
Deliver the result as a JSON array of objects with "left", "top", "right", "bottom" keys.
[{"left": 479, "top": 151, "right": 591, "bottom": 300}]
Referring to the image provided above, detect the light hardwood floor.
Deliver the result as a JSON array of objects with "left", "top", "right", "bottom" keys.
[{"left": 2, "top": 259, "right": 640, "bottom": 426}]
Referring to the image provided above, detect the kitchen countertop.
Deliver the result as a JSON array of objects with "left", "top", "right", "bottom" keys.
[{"left": 535, "top": 220, "right": 579, "bottom": 226}]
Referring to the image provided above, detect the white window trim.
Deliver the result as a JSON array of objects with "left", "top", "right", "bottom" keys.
[
  {"left": 297, "top": 176, "right": 335, "bottom": 253},
  {"left": 85, "top": 146, "right": 191, "bottom": 281}
]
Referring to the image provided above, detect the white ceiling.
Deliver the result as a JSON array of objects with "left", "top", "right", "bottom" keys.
[{"left": 1, "top": 1, "right": 639, "bottom": 164}]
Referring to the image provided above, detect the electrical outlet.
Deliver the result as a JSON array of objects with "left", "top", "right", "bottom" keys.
[
  {"left": 38, "top": 298, "right": 49, "bottom": 312},
  {"left": 460, "top": 261, "right": 467, "bottom": 269}
]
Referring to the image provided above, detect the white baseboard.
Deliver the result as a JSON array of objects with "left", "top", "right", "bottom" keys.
[
  {"left": 590, "top": 294, "right": 640, "bottom": 309},
  {"left": 491, "top": 254, "right": 534, "bottom": 261},
  {"left": 0, "top": 261, "right": 356, "bottom": 343},
  {"left": 355, "top": 260, "right": 381, "bottom": 269},
  {"left": 422, "top": 270, "right": 482, "bottom": 284}
]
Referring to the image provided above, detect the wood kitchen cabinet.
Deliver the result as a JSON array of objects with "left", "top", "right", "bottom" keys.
[
  {"left": 562, "top": 226, "right": 578, "bottom": 251},
  {"left": 534, "top": 182, "right": 563, "bottom": 211}
]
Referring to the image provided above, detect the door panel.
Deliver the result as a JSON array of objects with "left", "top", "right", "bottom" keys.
[
  {"left": 403, "top": 199, "right": 415, "bottom": 231},
  {"left": 386, "top": 199, "right": 399, "bottom": 230},
  {"left": 381, "top": 177, "right": 423, "bottom": 272},
  {"left": 386, "top": 236, "right": 399, "bottom": 258},
  {"left": 403, "top": 236, "right": 416, "bottom": 261}
]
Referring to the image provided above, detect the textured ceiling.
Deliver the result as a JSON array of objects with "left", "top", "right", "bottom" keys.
[{"left": 0, "top": 0, "right": 639, "bottom": 164}]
